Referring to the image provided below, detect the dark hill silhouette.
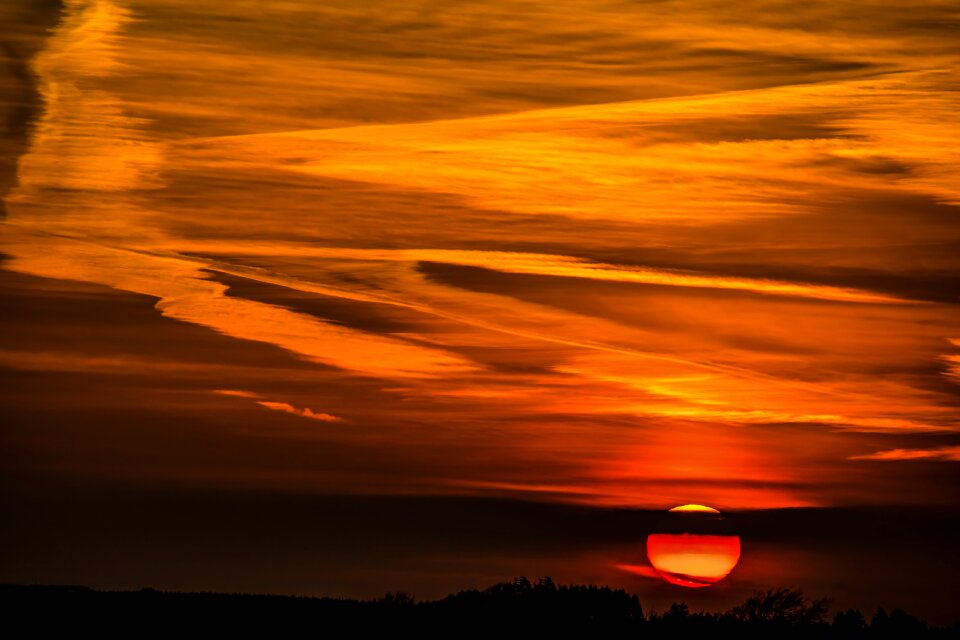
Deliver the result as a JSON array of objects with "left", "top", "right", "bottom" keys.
[{"left": 1, "top": 578, "right": 956, "bottom": 638}]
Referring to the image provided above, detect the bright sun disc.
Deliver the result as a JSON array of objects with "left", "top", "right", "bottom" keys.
[
  {"left": 669, "top": 504, "right": 721, "bottom": 514},
  {"left": 646, "top": 504, "right": 741, "bottom": 587}
]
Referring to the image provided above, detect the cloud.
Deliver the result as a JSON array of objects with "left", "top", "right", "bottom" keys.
[
  {"left": 188, "top": 69, "right": 960, "bottom": 227},
  {"left": 211, "top": 389, "right": 343, "bottom": 422},
  {"left": 943, "top": 341, "right": 960, "bottom": 384},
  {"left": 14, "top": 0, "right": 164, "bottom": 196},
  {"left": 185, "top": 245, "right": 905, "bottom": 304},
  {"left": 849, "top": 446, "right": 960, "bottom": 461},
  {"left": 614, "top": 564, "right": 660, "bottom": 580},
  {"left": 213, "top": 389, "right": 259, "bottom": 399},
  {"left": 2, "top": 231, "right": 480, "bottom": 380},
  {"left": 256, "top": 400, "right": 342, "bottom": 423}
]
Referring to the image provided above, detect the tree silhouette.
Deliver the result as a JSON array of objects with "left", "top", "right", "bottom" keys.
[
  {"left": 1, "top": 579, "right": 954, "bottom": 637},
  {"left": 378, "top": 591, "right": 415, "bottom": 607},
  {"left": 870, "top": 607, "right": 928, "bottom": 638},
  {"left": 833, "top": 608, "right": 868, "bottom": 636},
  {"left": 663, "top": 602, "right": 691, "bottom": 623},
  {"left": 729, "top": 587, "right": 830, "bottom": 625}
]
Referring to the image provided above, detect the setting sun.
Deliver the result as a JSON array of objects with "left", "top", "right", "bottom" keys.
[
  {"left": 646, "top": 505, "right": 741, "bottom": 588},
  {"left": 668, "top": 504, "right": 721, "bottom": 514},
  {"left": 646, "top": 534, "right": 742, "bottom": 588}
]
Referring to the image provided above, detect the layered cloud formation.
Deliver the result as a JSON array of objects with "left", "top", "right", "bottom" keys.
[{"left": 2, "top": 0, "right": 959, "bottom": 513}]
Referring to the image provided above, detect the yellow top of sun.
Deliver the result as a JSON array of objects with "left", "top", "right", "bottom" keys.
[{"left": 669, "top": 504, "right": 721, "bottom": 514}]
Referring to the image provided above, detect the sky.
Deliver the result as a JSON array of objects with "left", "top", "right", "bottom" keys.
[{"left": 1, "top": 0, "right": 959, "bottom": 623}]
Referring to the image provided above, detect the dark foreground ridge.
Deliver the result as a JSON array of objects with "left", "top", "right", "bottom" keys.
[{"left": 2, "top": 578, "right": 957, "bottom": 638}]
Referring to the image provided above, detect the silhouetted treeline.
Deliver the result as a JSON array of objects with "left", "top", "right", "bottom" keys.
[
  {"left": 645, "top": 588, "right": 955, "bottom": 639},
  {"left": 1, "top": 578, "right": 956, "bottom": 638}
]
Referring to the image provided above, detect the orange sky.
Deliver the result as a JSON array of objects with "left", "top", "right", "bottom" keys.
[
  {"left": 2, "top": 0, "right": 959, "bottom": 516},
  {"left": 0, "top": 0, "right": 960, "bottom": 509}
]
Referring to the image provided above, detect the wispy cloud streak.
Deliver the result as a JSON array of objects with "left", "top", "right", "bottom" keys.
[
  {"left": 850, "top": 447, "right": 960, "bottom": 461},
  {"left": 256, "top": 401, "right": 342, "bottom": 423}
]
